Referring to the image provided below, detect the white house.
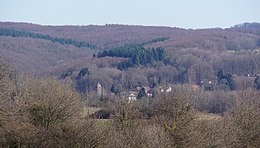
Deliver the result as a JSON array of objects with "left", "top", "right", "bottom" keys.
[
  {"left": 166, "top": 86, "right": 172, "bottom": 93},
  {"left": 128, "top": 91, "right": 137, "bottom": 102}
]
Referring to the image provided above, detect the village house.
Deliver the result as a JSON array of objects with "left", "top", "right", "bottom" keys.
[
  {"left": 128, "top": 91, "right": 137, "bottom": 102},
  {"left": 166, "top": 86, "right": 172, "bottom": 93},
  {"left": 159, "top": 86, "right": 172, "bottom": 93},
  {"left": 97, "top": 82, "right": 106, "bottom": 96}
]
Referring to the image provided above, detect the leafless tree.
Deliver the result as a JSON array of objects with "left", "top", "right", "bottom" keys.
[
  {"left": 15, "top": 78, "right": 82, "bottom": 130},
  {"left": 221, "top": 89, "right": 260, "bottom": 147}
]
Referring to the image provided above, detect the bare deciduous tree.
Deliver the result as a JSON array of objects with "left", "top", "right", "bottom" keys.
[
  {"left": 0, "top": 61, "right": 12, "bottom": 106},
  {"left": 222, "top": 89, "right": 260, "bottom": 147},
  {"left": 151, "top": 86, "right": 198, "bottom": 147},
  {"left": 16, "top": 78, "right": 81, "bottom": 129}
]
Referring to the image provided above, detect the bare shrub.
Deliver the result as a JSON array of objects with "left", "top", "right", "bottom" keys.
[
  {"left": 15, "top": 78, "right": 82, "bottom": 129},
  {"left": 195, "top": 90, "right": 236, "bottom": 114},
  {"left": 150, "top": 86, "right": 199, "bottom": 147},
  {"left": 106, "top": 101, "right": 167, "bottom": 148},
  {"left": 107, "top": 121, "right": 173, "bottom": 148},
  {"left": 221, "top": 89, "right": 260, "bottom": 147},
  {"left": 0, "top": 120, "right": 39, "bottom": 147},
  {"left": 32, "top": 119, "right": 109, "bottom": 148},
  {"left": 0, "top": 61, "right": 14, "bottom": 110}
]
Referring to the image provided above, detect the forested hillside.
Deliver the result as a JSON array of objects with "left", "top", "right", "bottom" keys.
[
  {"left": 0, "top": 22, "right": 260, "bottom": 89},
  {"left": 1, "top": 22, "right": 260, "bottom": 147}
]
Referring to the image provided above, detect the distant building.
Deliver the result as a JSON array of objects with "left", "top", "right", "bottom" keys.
[
  {"left": 159, "top": 87, "right": 164, "bottom": 92},
  {"left": 143, "top": 86, "right": 151, "bottom": 93},
  {"left": 158, "top": 86, "right": 172, "bottom": 93},
  {"left": 166, "top": 86, "right": 172, "bottom": 93},
  {"left": 97, "top": 82, "right": 102, "bottom": 96},
  {"left": 147, "top": 92, "right": 153, "bottom": 97},
  {"left": 128, "top": 91, "right": 137, "bottom": 102}
]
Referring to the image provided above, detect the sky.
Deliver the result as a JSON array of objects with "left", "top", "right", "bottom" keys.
[{"left": 0, "top": 0, "right": 260, "bottom": 29}]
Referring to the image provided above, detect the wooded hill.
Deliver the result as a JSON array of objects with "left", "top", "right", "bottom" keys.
[
  {"left": 0, "top": 22, "right": 260, "bottom": 91},
  {"left": 1, "top": 22, "right": 260, "bottom": 147}
]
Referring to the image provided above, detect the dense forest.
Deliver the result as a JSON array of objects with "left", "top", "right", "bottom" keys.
[
  {"left": 97, "top": 46, "right": 166, "bottom": 70},
  {"left": 0, "top": 22, "right": 260, "bottom": 147}
]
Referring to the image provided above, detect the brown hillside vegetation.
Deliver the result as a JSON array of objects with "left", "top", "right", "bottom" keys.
[
  {"left": 0, "top": 67, "right": 259, "bottom": 147},
  {"left": 0, "top": 22, "right": 260, "bottom": 78},
  {"left": 0, "top": 36, "right": 95, "bottom": 74},
  {"left": 1, "top": 22, "right": 259, "bottom": 50},
  {"left": 1, "top": 23, "right": 260, "bottom": 99},
  {"left": 0, "top": 22, "right": 260, "bottom": 147}
]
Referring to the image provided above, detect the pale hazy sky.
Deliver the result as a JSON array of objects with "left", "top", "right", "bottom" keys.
[{"left": 0, "top": 0, "right": 259, "bottom": 29}]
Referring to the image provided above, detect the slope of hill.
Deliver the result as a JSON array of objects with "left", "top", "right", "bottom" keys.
[
  {"left": 0, "top": 36, "right": 95, "bottom": 75},
  {"left": 1, "top": 22, "right": 259, "bottom": 52},
  {"left": 0, "top": 28, "right": 96, "bottom": 49},
  {"left": 0, "top": 22, "right": 260, "bottom": 79}
]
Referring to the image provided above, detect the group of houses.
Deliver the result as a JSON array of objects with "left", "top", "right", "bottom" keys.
[
  {"left": 128, "top": 85, "right": 175, "bottom": 102},
  {"left": 96, "top": 82, "right": 174, "bottom": 102}
]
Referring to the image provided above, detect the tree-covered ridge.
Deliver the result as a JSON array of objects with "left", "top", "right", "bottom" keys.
[
  {"left": 0, "top": 28, "right": 96, "bottom": 49},
  {"left": 97, "top": 46, "right": 166, "bottom": 70}
]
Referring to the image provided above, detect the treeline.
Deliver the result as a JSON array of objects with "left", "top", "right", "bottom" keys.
[
  {"left": 0, "top": 28, "right": 96, "bottom": 49},
  {"left": 97, "top": 46, "right": 166, "bottom": 70}
]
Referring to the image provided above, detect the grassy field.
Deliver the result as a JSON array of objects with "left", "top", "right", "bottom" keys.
[
  {"left": 196, "top": 113, "right": 222, "bottom": 121},
  {"left": 82, "top": 107, "right": 102, "bottom": 117}
]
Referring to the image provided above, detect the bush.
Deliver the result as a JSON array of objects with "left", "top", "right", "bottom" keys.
[
  {"left": 221, "top": 89, "right": 260, "bottom": 147},
  {"left": 16, "top": 78, "right": 81, "bottom": 129},
  {"left": 151, "top": 87, "right": 198, "bottom": 147}
]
